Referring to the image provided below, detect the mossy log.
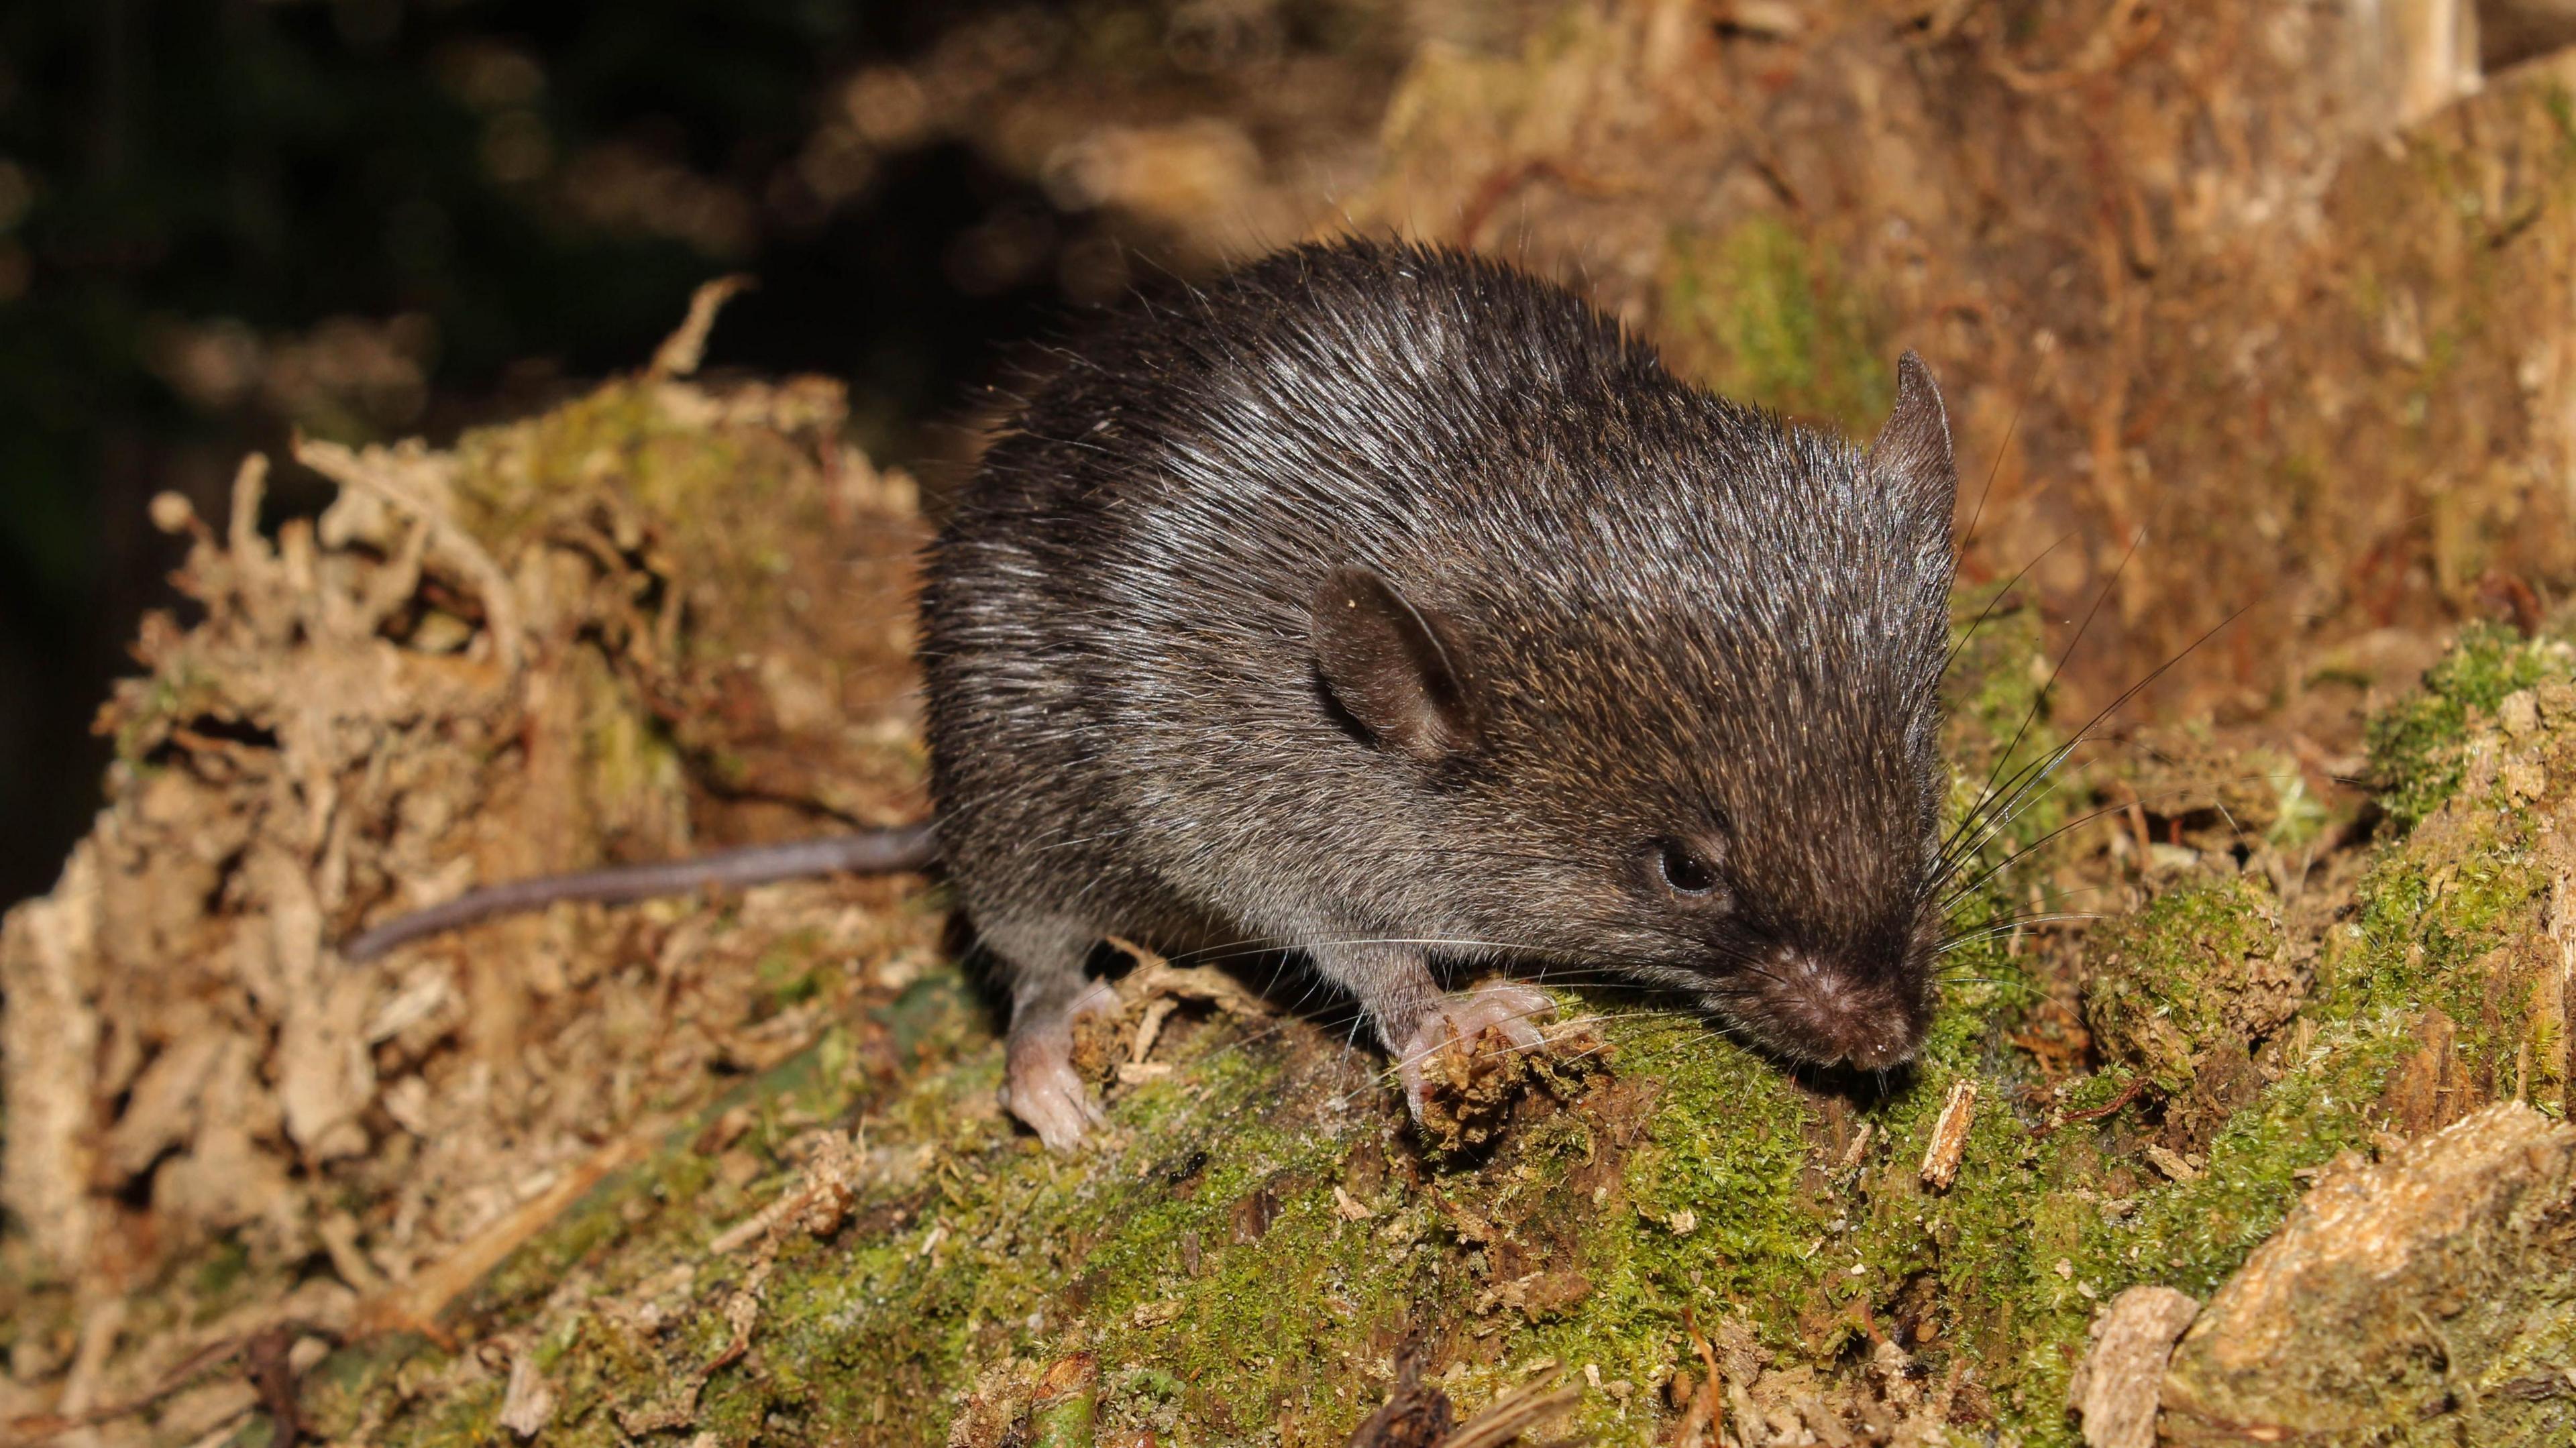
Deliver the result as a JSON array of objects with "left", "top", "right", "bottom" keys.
[
  {"left": 17, "top": 8, "right": 2576, "bottom": 1443},
  {"left": 0, "top": 329, "right": 2570, "bottom": 1448}
]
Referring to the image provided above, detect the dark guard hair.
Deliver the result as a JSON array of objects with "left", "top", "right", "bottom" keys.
[{"left": 921, "top": 238, "right": 1957, "bottom": 1078}]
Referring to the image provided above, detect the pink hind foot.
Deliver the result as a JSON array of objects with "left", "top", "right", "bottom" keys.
[{"left": 1000, "top": 980, "right": 1120, "bottom": 1152}]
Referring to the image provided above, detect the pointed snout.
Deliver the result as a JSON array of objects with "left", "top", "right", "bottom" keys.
[{"left": 1752, "top": 951, "right": 1927, "bottom": 1070}]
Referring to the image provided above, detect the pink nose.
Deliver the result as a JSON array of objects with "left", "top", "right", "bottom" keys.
[
  {"left": 1840, "top": 1029, "right": 1915, "bottom": 1072},
  {"left": 1765, "top": 954, "right": 1920, "bottom": 1070}
]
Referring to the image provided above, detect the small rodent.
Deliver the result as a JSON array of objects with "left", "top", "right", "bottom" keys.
[{"left": 345, "top": 240, "right": 1959, "bottom": 1152}]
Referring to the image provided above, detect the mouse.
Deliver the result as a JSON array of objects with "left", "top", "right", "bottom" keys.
[{"left": 343, "top": 239, "right": 1960, "bottom": 1152}]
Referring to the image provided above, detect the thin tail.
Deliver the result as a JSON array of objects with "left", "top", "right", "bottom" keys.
[{"left": 339, "top": 822, "right": 938, "bottom": 963}]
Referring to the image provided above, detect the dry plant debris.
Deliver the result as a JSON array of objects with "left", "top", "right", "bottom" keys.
[
  {"left": 1411, "top": 1011, "right": 1609, "bottom": 1157},
  {"left": 1, "top": 283, "right": 936, "bottom": 1439},
  {"left": 1069, "top": 937, "right": 1276, "bottom": 1093},
  {"left": 1663, "top": 1317, "right": 1964, "bottom": 1448},
  {"left": 1916, "top": 1080, "right": 1977, "bottom": 1192}
]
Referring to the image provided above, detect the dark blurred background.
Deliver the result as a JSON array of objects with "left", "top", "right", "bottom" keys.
[{"left": 0, "top": 0, "right": 1413, "bottom": 908}]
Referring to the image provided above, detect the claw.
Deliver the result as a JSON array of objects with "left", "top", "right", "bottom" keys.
[{"left": 1395, "top": 980, "right": 1556, "bottom": 1122}]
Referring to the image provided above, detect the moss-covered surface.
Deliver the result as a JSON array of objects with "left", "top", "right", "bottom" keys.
[
  {"left": 456, "top": 375, "right": 924, "bottom": 847},
  {"left": 2334, "top": 630, "right": 2576, "bottom": 1123},
  {"left": 221, "top": 603, "right": 2573, "bottom": 1448},
  {"left": 2363, "top": 623, "right": 2567, "bottom": 834},
  {"left": 15, "top": 394, "right": 2576, "bottom": 1448},
  {"left": 2080, "top": 878, "right": 2292, "bottom": 1097},
  {"left": 21, "top": 316, "right": 2576, "bottom": 1448},
  {"left": 2162, "top": 1100, "right": 2576, "bottom": 1446}
]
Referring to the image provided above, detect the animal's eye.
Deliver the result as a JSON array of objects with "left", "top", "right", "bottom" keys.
[{"left": 1652, "top": 838, "right": 1721, "bottom": 897}]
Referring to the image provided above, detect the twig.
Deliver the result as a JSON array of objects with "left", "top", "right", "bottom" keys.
[
  {"left": 2034, "top": 1076, "right": 2150, "bottom": 1139},
  {"left": 649, "top": 275, "right": 755, "bottom": 379},
  {"left": 1920, "top": 1080, "right": 1980, "bottom": 1190},
  {"left": 294, "top": 437, "right": 526, "bottom": 676}
]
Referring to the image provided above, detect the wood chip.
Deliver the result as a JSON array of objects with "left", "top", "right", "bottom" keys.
[
  {"left": 2143, "top": 1144, "right": 2202, "bottom": 1182},
  {"left": 498, "top": 1352, "right": 557, "bottom": 1441},
  {"left": 2065, "top": 1286, "right": 2198, "bottom": 1448},
  {"left": 1920, "top": 1079, "right": 1979, "bottom": 1190}
]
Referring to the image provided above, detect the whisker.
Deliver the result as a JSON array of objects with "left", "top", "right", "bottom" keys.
[
  {"left": 1939, "top": 770, "right": 2306, "bottom": 908},
  {"left": 1941, "top": 526, "right": 2145, "bottom": 865},
  {"left": 1930, "top": 600, "right": 2260, "bottom": 897},
  {"left": 1936, "top": 913, "right": 2100, "bottom": 952},
  {"left": 1939, "top": 526, "right": 2070, "bottom": 685}
]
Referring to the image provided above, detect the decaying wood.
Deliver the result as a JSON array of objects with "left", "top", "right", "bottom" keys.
[
  {"left": 1919, "top": 1080, "right": 1978, "bottom": 1191},
  {"left": 2065, "top": 1286, "right": 2198, "bottom": 1448},
  {"left": 2163, "top": 1102, "right": 2576, "bottom": 1443}
]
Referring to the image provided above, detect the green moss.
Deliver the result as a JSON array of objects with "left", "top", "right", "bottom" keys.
[
  {"left": 2365, "top": 623, "right": 2563, "bottom": 832},
  {"left": 1610, "top": 1035, "right": 1837, "bottom": 1341},
  {"left": 2311, "top": 629, "right": 2573, "bottom": 1107},
  {"left": 1982, "top": 1028, "right": 2400, "bottom": 1445},
  {"left": 290, "top": 571, "right": 2574, "bottom": 1448},
  {"left": 2336, "top": 847, "right": 2540, "bottom": 1018},
  {"left": 1658, "top": 219, "right": 1892, "bottom": 433},
  {"left": 190, "top": 1232, "right": 251, "bottom": 1308},
  {"left": 2112, "top": 1026, "right": 2402, "bottom": 1296},
  {"left": 2081, "top": 877, "right": 2284, "bottom": 1095}
]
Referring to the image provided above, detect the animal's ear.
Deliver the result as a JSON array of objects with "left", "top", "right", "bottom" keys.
[
  {"left": 1310, "top": 566, "right": 1481, "bottom": 761},
  {"left": 1868, "top": 351, "right": 1957, "bottom": 538}
]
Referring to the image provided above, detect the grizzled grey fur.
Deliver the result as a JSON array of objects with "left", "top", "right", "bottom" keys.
[{"left": 920, "top": 239, "right": 1957, "bottom": 1148}]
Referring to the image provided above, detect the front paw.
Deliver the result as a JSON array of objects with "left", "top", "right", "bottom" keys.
[{"left": 1393, "top": 981, "right": 1558, "bottom": 1143}]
